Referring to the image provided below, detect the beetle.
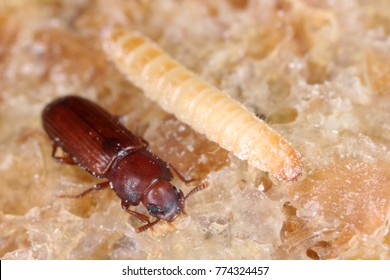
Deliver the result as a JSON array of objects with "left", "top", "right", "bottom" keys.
[{"left": 42, "top": 95, "right": 207, "bottom": 232}]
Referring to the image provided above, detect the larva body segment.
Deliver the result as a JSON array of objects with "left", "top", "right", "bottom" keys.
[{"left": 102, "top": 27, "right": 302, "bottom": 181}]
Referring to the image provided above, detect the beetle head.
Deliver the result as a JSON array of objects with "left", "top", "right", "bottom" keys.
[{"left": 142, "top": 180, "right": 185, "bottom": 222}]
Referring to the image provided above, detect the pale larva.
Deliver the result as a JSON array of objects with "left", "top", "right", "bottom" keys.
[{"left": 102, "top": 27, "right": 302, "bottom": 181}]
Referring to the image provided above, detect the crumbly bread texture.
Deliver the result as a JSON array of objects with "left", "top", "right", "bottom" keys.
[{"left": 1, "top": 0, "right": 390, "bottom": 259}]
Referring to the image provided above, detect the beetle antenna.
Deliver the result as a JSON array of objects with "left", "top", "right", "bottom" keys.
[
  {"left": 184, "top": 182, "right": 208, "bottom": 201},
  {"left": 136, "top": 218, "right": 161, "bottom": 233}
]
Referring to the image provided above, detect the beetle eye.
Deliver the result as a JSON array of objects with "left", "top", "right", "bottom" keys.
[{"left": 147, "top": 204, "right": 162, "bottom": 215}]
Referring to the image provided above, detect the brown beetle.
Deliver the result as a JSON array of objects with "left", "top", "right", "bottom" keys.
[{"left": 42, "top": 95, "right": 207, "bottom": 232}]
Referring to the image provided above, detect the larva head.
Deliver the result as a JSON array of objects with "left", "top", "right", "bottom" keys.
[{"left": 142, "top": 180, "right": 185, "bottom": 222}]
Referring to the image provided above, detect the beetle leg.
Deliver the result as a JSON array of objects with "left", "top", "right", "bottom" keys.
[
  {"left": 121, "top": 200, "right": 151, "bottom": 224},
  {"left": 168, "top": 163, "right": 196, "bottom": 183},
  {"left": 136, "top": 218, "right": 161, "bottom": 233},
  {"left": 59, "top": 181, "right": 110, "bottom": 199},
  {"left": 51, "top": 143, "right": 77, "bottom": 165}
]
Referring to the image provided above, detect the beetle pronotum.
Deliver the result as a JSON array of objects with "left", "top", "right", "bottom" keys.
[{"left": 102, "top": 27, "right": 302, "bottom": 181}]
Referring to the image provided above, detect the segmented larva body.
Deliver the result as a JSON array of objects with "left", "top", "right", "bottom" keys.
[{"left": 102, "top": 27, "right": 302, "bottom": 181}]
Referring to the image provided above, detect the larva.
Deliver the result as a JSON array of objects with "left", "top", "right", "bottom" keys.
[{"left": 102, "top": 27, "right": 302, "bottom": 181}]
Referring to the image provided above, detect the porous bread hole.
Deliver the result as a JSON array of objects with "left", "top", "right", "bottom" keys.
[
  {"left": 283, "top": 202, "right": 297, "bottom": 216},
  {"left": 281, "top": 219, "right": 302, "bottom": 235},
  {"left": 306, "top": 240, "right": 331, "bottom": 260},
  {"left": 306, "top": 248, "right": 320, "bottom": 260},
  {"left": 267, "top": 107, "right": 298, "bottom": 124},
  {"left": 255, "top": 175, "right": 274, "bottom": 193},
  {"left": 305, "top": 59, "right": 330, "bottom": 85},
  {"left": 281, "top": 202, "right": 304, "bottom": 236}
]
